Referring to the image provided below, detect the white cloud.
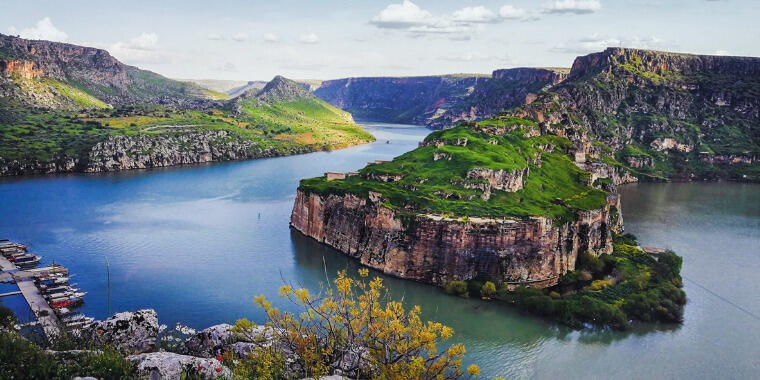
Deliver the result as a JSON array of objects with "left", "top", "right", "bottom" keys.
[
  {"left": 231, "top": 32, "right": 248, "bottom": 42},
  {"left": 298, "top": 33, "right": 320, "bottom": 44},
  {"left": 108, "top": 33, "right": 165, "bottom": 64},
  {"left": 543, "top": 0, "right": 602, "bottom": 14},
  {"left": 550, "top": 34, "right": 668, "bottom": 54},
  {"left": 451, "top": 6, "right": 498, "bottom": 23},
  {"left": 499, "top": 5, "right": 541, "bottom": 21},
  {"left": 207, "top": 33, "right": 225, "bottom": 41},
  {"left": 370, "top": 0, "right": 434, "bottom": 28},
  {"left": 263, "top": 33, "right": 278, "bottom": 43},
  {"left": 8, "top": 17, "right": 68, "bottom": 42}
]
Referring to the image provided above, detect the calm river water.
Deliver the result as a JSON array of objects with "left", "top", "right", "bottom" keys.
[{"left": 1, "top": 122, "right": 758, "bottom": 379}]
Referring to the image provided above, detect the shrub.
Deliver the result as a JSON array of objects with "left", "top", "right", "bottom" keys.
[
  {"left": 481, "top": 281, "right": 497, "bottom": 298},
  {"left": 250, "top": 269, "right": 478, "bottom": 379},
  {"left": 0, "top": 304, "right": 16, "bottom": 329},
  {"left": 588, "top": 279, "right": 613, "bottom": 291},
  {"left": 444, "top": 281, "right": 470, "bottom": 297}
]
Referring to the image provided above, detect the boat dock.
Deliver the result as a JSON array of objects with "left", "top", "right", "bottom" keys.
[{"left": 0, "top": 239, "right": 87, "bottom": 339}]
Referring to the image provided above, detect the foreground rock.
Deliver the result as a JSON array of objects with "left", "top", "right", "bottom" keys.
[
  {"left": 182, "top": 324, "right": 234, "bottom": 358},
  {"left": 127, "top": 352, "right": 230, "bottom": 380},
  {"left": 85, "top": 309, "right": 158, "bottom": 354}
]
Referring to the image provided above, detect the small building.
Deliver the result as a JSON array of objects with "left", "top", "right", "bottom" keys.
[
  {"left": 325, "top": 172, "right": 346, "bottom": 180},
  {"left": 346, "top": 172, "right": 360, "bottom": 177}
]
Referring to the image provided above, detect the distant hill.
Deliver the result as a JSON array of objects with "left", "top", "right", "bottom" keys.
[
  {"left": 313, "top": 70, "right": 566, "bottom": 128},
  {"left": 0, "top": 34, "right": 373, "bottom": 176},
  {"left": 0, "top": 33, "right": 222, "bottom": 110}
]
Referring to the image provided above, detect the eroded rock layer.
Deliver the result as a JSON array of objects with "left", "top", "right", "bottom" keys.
[{"left": 291, "top": 190, "right": 621, "bottom": 288}]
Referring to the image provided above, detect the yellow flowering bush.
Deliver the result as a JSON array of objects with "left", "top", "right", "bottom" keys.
[{"left": 250, "top": 269, "right": 480, "bottom": 379}]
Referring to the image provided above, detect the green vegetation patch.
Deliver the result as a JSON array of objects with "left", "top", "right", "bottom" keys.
[
  {"left": 299, "top": 121, "right": 607, "bottom": 221},
  {"left": 495, "top": 234, "right": 686, "bottom": 329},
  {"left": 0, "top": 95, "right": 373, "bottom": 168}
]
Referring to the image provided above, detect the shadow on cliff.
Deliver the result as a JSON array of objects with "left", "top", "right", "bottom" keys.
[{"left": 288, "top": 229, "right": 681, "bottom": 348}]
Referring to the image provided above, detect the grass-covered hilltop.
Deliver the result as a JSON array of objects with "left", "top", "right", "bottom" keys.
[
  {"left": 0, "top": 33, "right": 372, "bottom": 175},
  {"left": 301, "top": 116, "right": 608, "bottom": 223}
]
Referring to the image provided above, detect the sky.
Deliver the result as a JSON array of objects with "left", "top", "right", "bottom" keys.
[{"left": 2, "top": 0, "right": 758, "bottom": 81}]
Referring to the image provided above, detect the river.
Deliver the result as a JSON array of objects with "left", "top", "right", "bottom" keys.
[{"left": 0, "top": 122, "right": 758, "bottom": 379}]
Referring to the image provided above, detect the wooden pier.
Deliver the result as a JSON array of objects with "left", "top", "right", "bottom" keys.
[
  {"left": 17, "top": 279, "right": 61, "bottom": 337},
  {"left": 0, "top": 242, "right": 63, "bottom": 338}
]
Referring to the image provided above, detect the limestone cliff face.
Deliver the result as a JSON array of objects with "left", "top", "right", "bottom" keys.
[
  {"left": 492, "top": 67, "right": 567, "bottom": 85},
  {"left": 290, "top": 190, "right": 620, "bottom": 288},
  {"left": 0, "top": 130, "right": 290, "bottom": 176},
  {"left": 507, "top": 47, "right": 760, "bottom": 181}
]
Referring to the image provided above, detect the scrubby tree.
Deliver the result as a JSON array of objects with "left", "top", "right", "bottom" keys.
[{"left": 245, "top": 269, "right": 479, "bottom": 379}]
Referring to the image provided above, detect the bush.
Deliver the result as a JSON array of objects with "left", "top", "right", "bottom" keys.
[
  {"left": 588, "top": 279, "right": 613, "bottom": 291},
  {"left": 496, "top": 234, "right": 686, "bottom": 329},
  {"left": 444, "top": 281, "right": 469, "bottom": 297},
  {"left": 481, "top": 281, "right": 497, "bottom": 298},
  {"left": 250, "top": 269, "right": 478, "bottom": 379},
  {"left": 0, "top": 304, "right": 16, "bottom": 329}
]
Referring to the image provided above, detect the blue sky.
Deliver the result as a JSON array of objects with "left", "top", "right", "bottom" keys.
[{"left": 2, "top": 0, "right": 758, "bottom": 81}]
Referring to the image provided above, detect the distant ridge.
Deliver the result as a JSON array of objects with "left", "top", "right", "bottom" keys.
[{"left": 0, "top": 33, "right": 218, "bottom": 110}]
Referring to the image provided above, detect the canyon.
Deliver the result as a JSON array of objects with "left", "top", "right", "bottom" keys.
[{"left": 313, "top": 68, "right": 567, "bottom": 128}]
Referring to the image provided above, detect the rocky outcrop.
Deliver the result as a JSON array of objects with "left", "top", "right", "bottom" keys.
[
  {"left": 290, "top": 190, "right": 620, "bottom": 288},
  {"left": 0, "top": 60, "right": 43, "bottom": 79},
  {"left": 650, "top": 137, "right": 693, "bottom": 153},
  {"left": 127, "top": 352, "right": 230, "bottom": 380},
  {"left": 84, "top": 309, "right": 158, "bottom": 354},
  {"left": 492, "top": 67, "right": 567, "bottom": 85},
  {"left": 699, "top": 153, "right": 757, "bottom": 165},
  {"left": 182, "top": 324, "right": 234, "bottom": 358},
  {"left": 0, "top": 129, "right": 294, "bottom": 176},
  {"left": 85, "top": 130, "right": 273, "bottom": 173},
  {"left": 503, "top": 47, "right": 760, "bottom": 181}
]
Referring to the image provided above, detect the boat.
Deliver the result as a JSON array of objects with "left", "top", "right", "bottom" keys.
[
  {"left": 38, "top": 277, "right": 69, "bottom": 286},
  {"left": 9, "top": 253, "right": 39, "bottom": 262},
  {"left": 50, "top": 297, "right": 83, "bottom": 309},
  {"left": 43, "top": 286, "right": 80, "bottom": 296},
  {"left": 62, "top": 313, "right": 91, "bottom": 323},
  {"left": 17, "top": 257, "right": 41, "bottom": 268},
  {"left": 46, "top": 291, "right": 86, "bottom": 300}
]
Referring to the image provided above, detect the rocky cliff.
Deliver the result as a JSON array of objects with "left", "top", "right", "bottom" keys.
[
  {"left": 0, "top": 129, "right": 302, "bottom": 176},
  {"left": 291, "top": 190, "right": 620, "bottom": 287},
  {"left": 0, "top": 33, "right": 216, "bottom": 110},
  {"left": 313, "top": 68, "right": 567, "bottom": 128},
  {"left": 514, "top": 47, "right": 760, "bottom": 181}
]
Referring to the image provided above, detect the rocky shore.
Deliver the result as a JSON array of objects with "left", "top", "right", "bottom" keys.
[
  {"left": 0, "top": 130, "right": 310, "bottom": 176},
  {"left": 39, "top": 309, "right": 346, "bottom": 380}
]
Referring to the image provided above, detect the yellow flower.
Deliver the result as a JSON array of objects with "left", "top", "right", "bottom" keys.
[
  {"left": 295, "top": 288, "right": 310, "bottom": 303},
  {"left": 358, "top": 268, "right": 369, "bottom": 277},
  {"left": 467, "top": 364, "right": 481, "bottom": 376},
  {"left": 279, "top": 285, "right": 293, "bottom": 297}
]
